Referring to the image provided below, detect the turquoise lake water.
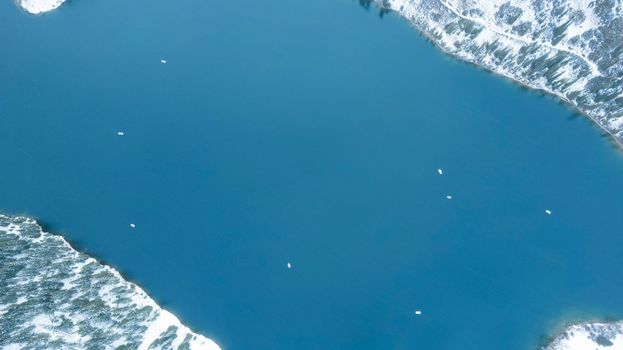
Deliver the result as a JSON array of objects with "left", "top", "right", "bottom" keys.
[{"left": 2, "top": 0, "right": 623, "bottom": 349}]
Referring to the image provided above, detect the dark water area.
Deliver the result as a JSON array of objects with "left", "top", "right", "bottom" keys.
[{"left": 1, "top": 0, "right": 623, "bottom": 349}]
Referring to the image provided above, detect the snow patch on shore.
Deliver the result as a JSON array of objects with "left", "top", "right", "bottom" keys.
[
  {"left": 544, "top": 322, "right": 623, "bottom": 350},
  {"left": 17, "top": 0, "right": 65, "bottom": 14}
]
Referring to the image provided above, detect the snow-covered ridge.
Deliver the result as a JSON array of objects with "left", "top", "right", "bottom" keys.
[
  {"left": 17, "top": 0, "right": 65, "bottom": 14},
  {"left": 372, "top": 0, "right": 623, "bottom": 147},
  {"left": 0, "top": 214, "right": 221, "bottom": 350},
  {"left": 543, "top": 321, "right": 623, "bottom": 350}
]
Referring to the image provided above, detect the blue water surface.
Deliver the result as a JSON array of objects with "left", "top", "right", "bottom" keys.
[{"left": 1, "top": 0, "right": 623, "bottom": 349}]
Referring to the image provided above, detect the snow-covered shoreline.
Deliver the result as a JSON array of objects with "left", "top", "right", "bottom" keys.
[
  {"left": 17, "top": 0, "right": 66, "bottom": 14},
  {"left": 372, "top": 0, "right": 623, "bottom": 148},
  {"left": 0, "top": 215, "right": 221, "bottom": 349},
  {"left": 543, "top": 321, "right": 623, "bottom": 350}
]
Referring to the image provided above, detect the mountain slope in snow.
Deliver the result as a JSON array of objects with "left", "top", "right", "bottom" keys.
[{"left": 373, "top": 0, "right": 623, "bottom": 147}]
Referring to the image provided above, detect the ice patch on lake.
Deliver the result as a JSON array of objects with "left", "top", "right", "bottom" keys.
[
  {"left": 543, "top": 321, "right": 623, "bottom": 350},
  {"left": 0, "top": 214, "right": 221, "bottom": 350}
]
